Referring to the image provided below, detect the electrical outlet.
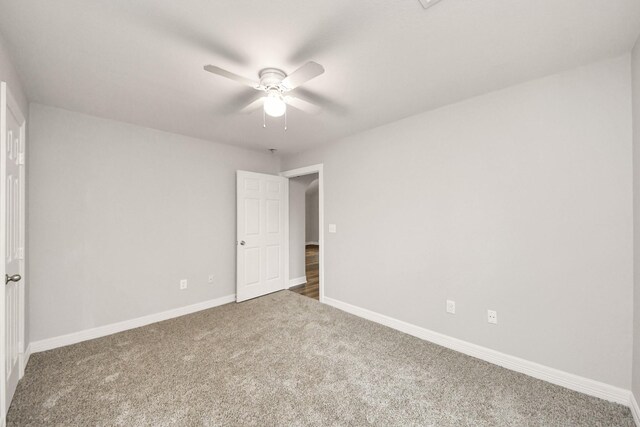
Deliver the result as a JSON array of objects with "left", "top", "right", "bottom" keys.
[
  {"left": 208, "top": 274, "right": 214, "bottom": 283},
  {"left": 487, "top": 310, "right": 497, "bottom": 324},
  {"left": 180, "top": 279, "right": 188, "bottom": 290},
  {"left": 329, "top": 224, "right": 337, "bottom": 233},
  {"left": 446, "top": 300, "right": 455, "bottom": 314}
]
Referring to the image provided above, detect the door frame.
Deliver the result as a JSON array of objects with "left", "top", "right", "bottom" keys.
[
  {"left": 280, "top": 164, "right": 325, "bottom": 302},
  {"left": 0, "top": 81, "right": 26, "bottom": 423}
]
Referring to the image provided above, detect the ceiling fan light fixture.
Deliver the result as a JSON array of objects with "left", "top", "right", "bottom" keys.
[
  {"left": 264, "top": 91, "right": 286, "bottom": 117},
  {"left": 204, "top": 61, "right": 324, "bottom": 120}
]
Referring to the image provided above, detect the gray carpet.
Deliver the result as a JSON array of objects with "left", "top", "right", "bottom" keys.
[{"left": 7, "top": 291, "right": 634, "bottom": 426}]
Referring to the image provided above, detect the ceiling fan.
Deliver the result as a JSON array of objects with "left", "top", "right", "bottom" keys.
[{"left": 204, "top": 61, "right": 325, "bottom": 122}]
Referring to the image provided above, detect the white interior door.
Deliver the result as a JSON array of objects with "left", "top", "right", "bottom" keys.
[
  {"left": 236, "top": 171, "right": 287, "bottom": 302},
  {"left": 0, "top": 82, "right": 25, "bottom": 420}
]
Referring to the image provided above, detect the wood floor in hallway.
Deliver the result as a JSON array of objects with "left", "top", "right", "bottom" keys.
[{"left": 291, "top": 245, "right": 319, "bottom": 300}]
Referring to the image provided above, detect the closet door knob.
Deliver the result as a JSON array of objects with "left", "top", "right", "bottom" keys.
[{"left": 5, "top": 274, "right": 21, "bottom": 285}]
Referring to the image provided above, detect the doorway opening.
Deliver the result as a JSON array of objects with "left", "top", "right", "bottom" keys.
[
  {"left": 297, "top": 243, "right": 319, "bottom": 299},
  {"left": 288, "top": 174, "right": 319, "bottom": 299},
  {"left": 281, "top": 164, "right": 324, "bottom": 302}
]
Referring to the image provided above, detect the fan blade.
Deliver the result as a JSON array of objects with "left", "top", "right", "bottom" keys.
[
  {"left": 204, "top": 65, "right": 262, "bottom": 89},
  {"left": 281, "top": 61, "right": 325, "bottom": 91},
  {"left": 286, "top": 96, "right": 321, "bottom": 114},
  {"left": 239, "top": 97, "right": 264, "bottom": 114},
  {"left": 292, "top": 87, "right": 348, "bottom": 115}
]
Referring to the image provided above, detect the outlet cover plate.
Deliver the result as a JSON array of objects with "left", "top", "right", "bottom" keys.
[
  {"left": 446, "top": 300, "right": 455, "bottom": 314},
  {"left": 488, "top": 310, "right": 497, "bottom": 324}
]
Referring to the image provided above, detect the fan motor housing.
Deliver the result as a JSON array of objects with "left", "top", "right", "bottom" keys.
[{"left": 259, "top": 68, "right": 287, "bottom": 89}]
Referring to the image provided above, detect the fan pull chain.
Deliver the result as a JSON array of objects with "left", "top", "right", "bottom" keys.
[
  {"left": 284, "top": 109, "right": 287, "bottom": 131},
  {"left": 263, "top": 108, "right": 266, "bottom": 128}
]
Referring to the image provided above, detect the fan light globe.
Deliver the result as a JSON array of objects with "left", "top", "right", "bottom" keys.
[{"left": 264, "top": 92, "right": 286, "bottom": 117}]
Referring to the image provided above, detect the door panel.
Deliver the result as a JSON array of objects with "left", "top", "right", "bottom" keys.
[
  {"left": 266, "top": 200, "right": 280, "bottom": 233},
  {"left": 1, "top": 82, "right": 25, "bottom": 420},
  {"left": 236, "top": 171, "right": 287, "bottom": 302},
  {"left": 266, "top": 245, "right": 280, "bottom": 280},
  {"left": 244, "top": 248, "right": 261, "bottom": 285},
  {"left": 245, "top": 198, "right": 260, "bottom": 235}
]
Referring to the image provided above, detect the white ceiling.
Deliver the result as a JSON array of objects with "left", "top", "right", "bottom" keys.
[{"left": 1, "top": 0, "right": 639, "bottom": 153}]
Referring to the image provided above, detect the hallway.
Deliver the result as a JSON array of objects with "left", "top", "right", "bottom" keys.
[{"left": 291, "top": 245, "right": 319, "bottom": 300}]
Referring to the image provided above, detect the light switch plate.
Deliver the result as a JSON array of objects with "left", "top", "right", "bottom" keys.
[{"left": 329, "top": 224, "right": 337, "bottom": 233}]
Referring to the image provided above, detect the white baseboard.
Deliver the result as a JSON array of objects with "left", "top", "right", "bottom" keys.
[
  {"left": 306, "top": 241, "right": 319, "bottom": 245},
  {"left": 630, "top": 393, "right": 640, "bottom": 426},
  {"left": 323, "top": 297, "right": 631, "bottom": 406},
  {"left": 30, "top": 294, "right": 236, "bottom": 353},
  {"left": 289, "top": 276, "right": 307, "bottom": 287}
]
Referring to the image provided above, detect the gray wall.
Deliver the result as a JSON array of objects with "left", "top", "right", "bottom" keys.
[
  {"left": 289, "top": 174, "right": 317, "bottom": 281},
  {"left": 282, "top": 55, "right": 633, "bottom": 389},
  {"left": 28, "top": 104, "right": 279, "bottom": 342},
  {"left": 632, "top": 38, "right": 640, "bottom": 399},
  {"left": 0, "top": 32, "right": 30, "bottom": 346},
  {"left": 305, "top": 179, "right": 319, "bottom": 244}
]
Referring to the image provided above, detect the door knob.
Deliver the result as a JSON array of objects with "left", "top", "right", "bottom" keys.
[
  {"left": 240, "top": 240, "right": 246, "bottom": 246},
  {"left": 5, "top": 274, "right": 21, "bottom": 285}
]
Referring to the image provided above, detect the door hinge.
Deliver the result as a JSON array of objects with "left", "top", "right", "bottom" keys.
[
  {"left": 18, "top": 153, "right": 25, "bottom": 165},
  {"left": 17, "top": 248, "right": 24, "bottom": 260}
]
